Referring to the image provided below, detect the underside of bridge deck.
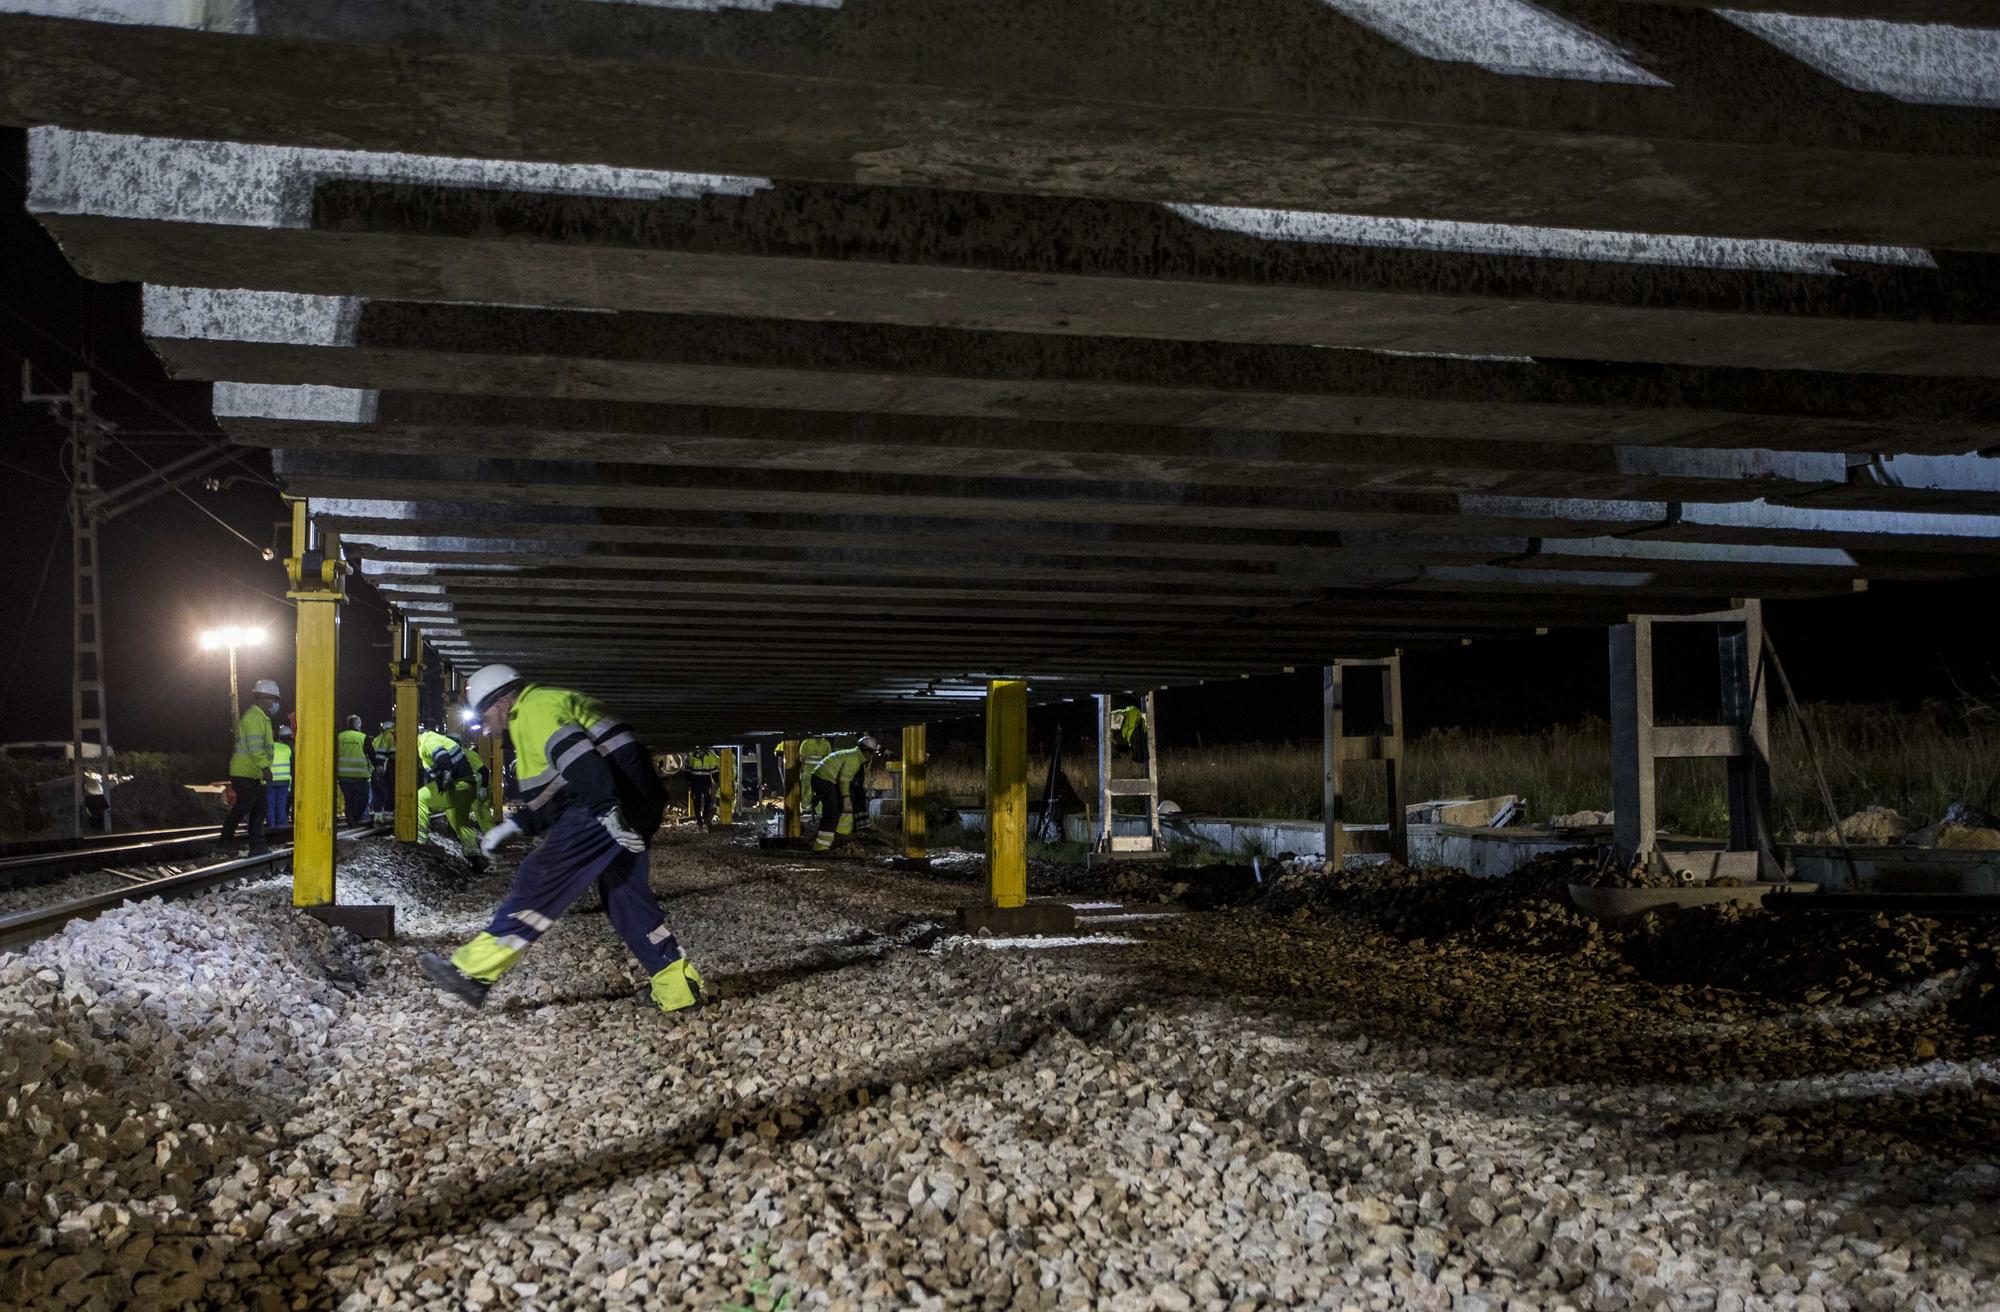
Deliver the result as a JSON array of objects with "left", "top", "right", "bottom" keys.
[{"left": 6, "top": 0, "right": 1998, "bottom": 740}]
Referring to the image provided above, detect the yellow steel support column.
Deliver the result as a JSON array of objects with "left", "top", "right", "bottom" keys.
[
  {"left": 985, "top": 680, "right": 1027, "bottom": 908},
  {"left": 901, "top": 723, "right": 928, "bottom": 860},
  {"left": 782, "top": 739, "right": 801, "bottom": 839},
  {"left": 284, "top": 499, "right": 347, "bottom": 906},
  {"left": 718, "top": 747, "right": 738, "bottom": 825},
  {"left": 391, "top": 620, "right": 423, "bottom": 843}
]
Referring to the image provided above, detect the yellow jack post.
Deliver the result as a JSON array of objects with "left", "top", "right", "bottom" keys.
[
  {"left": 782, "top": 739, "right": 801, "bottom": 839},
  {"left": 718, "top": 747, "right": 737, "bottom": 825},
  {"left": 957, "top": 682, "right": 1073, "bottom": 936},
  {"left": 390, "top": 619, "right": 423, "bottom": 843},
  {"left": 284, "top": 499, "right": 345, "bottom": 907},
  {"left": 900, "top": 723, "right": 927, "bottom": 862},
  {"left": 985, "top": 680, "right": 1027, "bottom": 908}
]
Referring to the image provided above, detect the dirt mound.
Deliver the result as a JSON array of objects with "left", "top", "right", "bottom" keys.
[{"left": 109, "top": 775, "right": 215, "bottom": 830}]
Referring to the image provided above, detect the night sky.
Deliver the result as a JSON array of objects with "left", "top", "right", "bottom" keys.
[{"left": 3, "top": 125, "right": 1995, "bottom": 761}]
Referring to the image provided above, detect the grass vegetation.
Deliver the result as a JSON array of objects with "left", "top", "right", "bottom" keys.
[{"left": 919, "top": 700, "right": 2000, "bottom": 839}]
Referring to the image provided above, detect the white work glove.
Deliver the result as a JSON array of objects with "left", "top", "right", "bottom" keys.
[
  {"left": 599, "top": 809, "right": 647, "bottom": 853},
  {"left": 479, "top": 818, "right": 523, "bottom": 858}
]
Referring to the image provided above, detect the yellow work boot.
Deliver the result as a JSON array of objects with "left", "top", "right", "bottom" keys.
[{"left": 648, "top": 958, "right": 706, "bottom": 1013}]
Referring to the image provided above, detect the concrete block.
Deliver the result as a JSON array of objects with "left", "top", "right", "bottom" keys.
[
  {"left": 303, "top": 903, "right": 396, "bottom": 939},
  {"left": 957, "top": 903, "right": 1079, "bottom": 937}
]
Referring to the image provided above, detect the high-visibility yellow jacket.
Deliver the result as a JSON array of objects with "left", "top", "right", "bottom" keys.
[
  {"left": 370, "top": 729, "right": 395, "bottom": 764},
  {"left": 335, "top": 729, "right": 372, "bottom": 780},
  {"left": 1113, "top": 705, "right": 1146, "bottom": 747},
  {"left": 269, "top": 741, "right": 292, "bottom": 784},
  {"left": 508, "top": 683, "right": 666, "bottom": 837},
  {"left": 799, "top": 736, "right": 833, "bottom": 775},
  {"left": 418, "top": 730, "right": 472, "bottom": 787},
  {"left": 228, "top": 704, "right": 274, "bottom": 778},
  {"left": 810, "top": 747, "right": 867, "bottom": 789},
  {"left": 687, "top": 749, "right": 721, "bottom": 778}
]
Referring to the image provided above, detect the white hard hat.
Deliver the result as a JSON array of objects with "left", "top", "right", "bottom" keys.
[
  {"left": 465, "top": 663, "right": 523, "bottom": 714},
  {"left": 251, "top": 678, "right": 280, "bottom": 699},
  {"left": 858, "top": 734, "right": 882, "bottom": 753},
  {"left": 347, "top": 714, "right": 362, "bottom": 730}
]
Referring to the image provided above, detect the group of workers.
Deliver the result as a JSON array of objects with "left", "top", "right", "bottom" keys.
[
  {"left": 219, "top": 678, "right": 504, "bottom": 867},
  {"left": 226, "top": 660, "right": 943, "bottom": 1021},
  {"left": 676, "top": 733, "right": 882, "bottom": 849}
]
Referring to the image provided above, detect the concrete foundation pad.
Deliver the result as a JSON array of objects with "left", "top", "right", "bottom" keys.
[
  {"left": 958, "top": 903, "right": 1080, "bottom": 937},
  {"left": 303, "top": 903, "right": 396, "bottom": 939},
  {"left": 1567, "top": 881, "right": 1816, "bottom": 921}
]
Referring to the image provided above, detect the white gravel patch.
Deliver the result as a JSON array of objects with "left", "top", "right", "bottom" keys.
[{"left": 3, "top": 832, "right": 1998, "bottom": 1310}]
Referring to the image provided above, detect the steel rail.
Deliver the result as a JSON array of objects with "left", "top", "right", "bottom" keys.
[
  {"left": 0, "top": 826, "right": 298, "bottom": 886},
  {"left": 0, "top": 826, "right": 378, "bottom": 951}
]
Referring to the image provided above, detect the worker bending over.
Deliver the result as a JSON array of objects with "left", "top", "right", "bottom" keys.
[
  {"left": 417, "top": 726, "right": 487, "bottom": 870},
  {"left": 220, "top": 678, "right": 281, "bottom": 853},
  {"left": 421, "top": 665, "right": 703, "bottom": 1014},
  {"left": 686, "top": 746, "right": 721, "bottom": 828},
  {"left": 336, "top": 715, "right": 373, "bottom": 826},
  {"left": 809, "top": 735, "right": 881, "bottom": 852}
]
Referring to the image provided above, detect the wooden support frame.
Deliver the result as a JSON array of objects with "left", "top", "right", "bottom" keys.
[
  {"left": 1093, "top": 690, "right": 1164, "bottom": 855},
  {"left": 1323, "top": 655, "right": 1406, "bottom": 870},
  {"left": 1611, "top": 600, "right": 1777, "bottom": 880}
]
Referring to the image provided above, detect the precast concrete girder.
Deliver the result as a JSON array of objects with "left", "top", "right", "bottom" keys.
[
  {"left": 4, "top": 3, "right": 1999, "bottom": 248},
  {"left": 270, "top": 452, "right": 1691, "bottom": 538},
  {"left": 223, "top": 393, "right": 1858, "bottom": 500},
  {"left": 31, "top": 127, "right": 2000, "bottom": 377},
  {"left": 152, "top": 291, "right": 2000, "bottom": 453}
]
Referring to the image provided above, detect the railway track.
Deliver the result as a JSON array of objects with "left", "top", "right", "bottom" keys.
[
  {"left": 0, "top": 825, "right": 378, "bottom": 952},
  {"left": 0, "top": 825, "right": 296, "bottom": 890}
]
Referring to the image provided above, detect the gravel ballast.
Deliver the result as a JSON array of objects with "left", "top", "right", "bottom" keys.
[{"left": 4, "top": 832, "right": 1999, "bottom": 1310}]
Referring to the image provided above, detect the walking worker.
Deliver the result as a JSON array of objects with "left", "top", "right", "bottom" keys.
[
  {"left": 221, "top": 677, "right": 280, "bottom": 852},
  {"left": 368, "top": 718, "right": 396, "bottom": 821},
  {"left": 420, "top": 664, "right": 704, "bottom": 1015},
  {"left": 265, "top": 723, "right": 294, "bottom": 827},
  {"left": 336, "top": 714, "right": 373, "bottom": 825},
  {"left": 809, "top": 735, "right": 881, "bottom": 852},
  {"left": 686, "top": 746, "right": 721, "bottom": 828},
  {"left": 418, "top": 725, "right": 486, "bottom": 869}
]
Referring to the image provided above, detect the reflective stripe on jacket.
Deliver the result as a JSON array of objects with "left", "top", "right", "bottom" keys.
[
  {"left": 799, "top": 736, "right": 833, "bottom": 774},
  {"left": 507, "top": 683, "right": 667, "bottom": 837},
  {"left": 335, "top": 729, "right": 372, "bottom": 779},
  {"left": 687, "top": 749, "right": 721, "bottom": 778},
  {"left": 228, "top": 705, "right": 274, "bottom": 778},
  {"left": 269, "top": 741, "right": 292, "bottom": 784}
]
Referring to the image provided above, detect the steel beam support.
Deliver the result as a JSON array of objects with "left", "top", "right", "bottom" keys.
[
  {"left": 1323, "top": 656, "right": 1406, "bottom": 870},
  {"left": 985, "top": 679, "right": 1028, "bottom": 910},
  {"left": 284, "top": 498, "right": 347, "bottom": 906},
  {"left": 718, "top": 746, "right": 737, "bottom": 826},
  {"left": 390, "top": 618, "right": 423, "bottom": 843},
  {"left": 1610, "top": 601, "right": 1778, "bottom": 879},
  {"left": 900, "top": 723, "right": 927, "bottom": 862}
]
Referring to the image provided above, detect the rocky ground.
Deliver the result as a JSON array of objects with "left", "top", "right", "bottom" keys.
[{"left": 4, "top": 831, "right": 1999, "bottom": 1311}]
